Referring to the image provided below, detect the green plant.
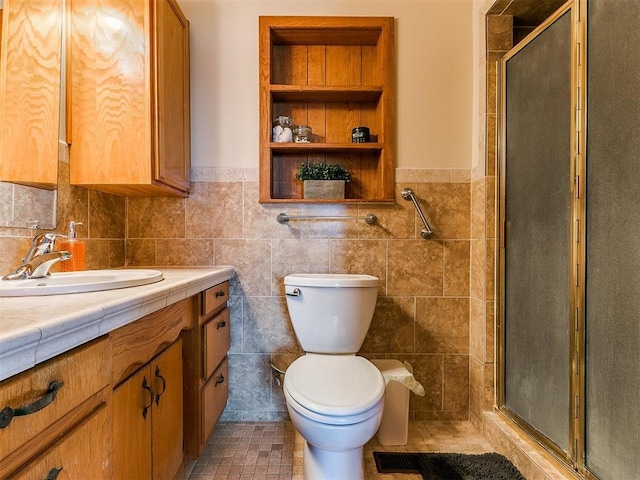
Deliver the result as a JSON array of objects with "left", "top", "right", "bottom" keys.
[{"left": 295, "top": 162, "right": 350, "bottom": 182}]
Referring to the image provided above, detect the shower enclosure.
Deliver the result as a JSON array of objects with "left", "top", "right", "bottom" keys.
[{"left": 499, "top": 1, "right": 640, "bottom": 478}]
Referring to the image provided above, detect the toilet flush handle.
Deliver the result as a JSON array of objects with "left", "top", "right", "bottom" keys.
[{"left": 286, "top": 288, "right": 301, "bottom": 297}]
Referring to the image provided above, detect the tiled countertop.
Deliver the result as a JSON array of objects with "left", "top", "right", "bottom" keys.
[{"left": 0, "top": 266, "right": 235, "bottom": 382}]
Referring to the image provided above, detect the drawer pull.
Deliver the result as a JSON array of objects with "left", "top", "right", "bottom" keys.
[
  {"left": 214, "top": 374, "right": 225, "bottom": 386},
  {"left": 45, "top": 467, "right": 63, "bottom": 480},
  {"left": 0, "top": 380, "right": 64, "bottom": 429},
  {"left": 154, "top": 366, "right": 167, "bottom": 407},
  {"left": 141, "top": 376, "right": 154, "bottom": 419},
  {"left": 216, "top": 320, "right": 227, "bottom": 330},
  {"left": 214, "top": 290, "right": 226, "bottom": 298}
]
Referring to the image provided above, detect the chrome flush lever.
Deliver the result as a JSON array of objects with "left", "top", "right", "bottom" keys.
[{"left": 286, "top": 288, "right": 301, "bottom": 297}]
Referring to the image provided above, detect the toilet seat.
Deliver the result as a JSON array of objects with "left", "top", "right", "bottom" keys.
[{"left": 284, "top": 355, "right": 385, "bottom": 421}]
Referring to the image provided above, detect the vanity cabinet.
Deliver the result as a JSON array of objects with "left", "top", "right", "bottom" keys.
[
  {"left": 68, "top": 0, "right": 191, "bottom": 197},
  {"left": 0, "top": 338, "right": 111, "bottom": 478},
  {"left": 113, "top": 340, "right": 183, "bottom": 480},
  {"left": 110, "top": 298, "right": 192, "bottom": 480},
  {"left": 0, "top": 0, "right": 63, "bottom": 189},
  {"left": 259, "top": 16, "right": 395, "bottom": 203},
  {"left": 184, "top": 281, "right": 230, "bottom": 459}
]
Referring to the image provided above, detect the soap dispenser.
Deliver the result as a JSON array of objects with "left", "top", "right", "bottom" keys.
[{"left": 58, "top": 221, "right": 86, "bottom": 272}]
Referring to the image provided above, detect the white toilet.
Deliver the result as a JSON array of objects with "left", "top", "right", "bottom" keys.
[{"left": 283, "top": 273, "right": 385, "bottom": 480}]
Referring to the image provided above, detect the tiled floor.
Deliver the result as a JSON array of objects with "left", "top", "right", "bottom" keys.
[{"left": 187, "top": 420, "right": 495, "bottom": 480}]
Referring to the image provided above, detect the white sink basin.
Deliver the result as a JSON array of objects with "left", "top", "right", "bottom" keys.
[{"left": 0, "top": 269, "right": 164, "bottom": 297}]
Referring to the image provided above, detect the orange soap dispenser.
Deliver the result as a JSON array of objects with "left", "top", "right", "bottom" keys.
[{"left": 58, "top": 221, "right": 86, "bottom": 272}]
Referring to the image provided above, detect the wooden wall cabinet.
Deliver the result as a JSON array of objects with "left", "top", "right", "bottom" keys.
[
  {"left": 184, "top": 281, "right": 230, "bottom": 459},
  {"left": 68, "top": 0, "right": 191, "bottom": 197},
  {"left": 0, "top": 338, "right": 111, "bottom": 478},
  {"left": 259, "top": 16, "right": 395, "bottom": 203},
  {"left": 0, "top": 0, "right": 63, "bottom": 189}
]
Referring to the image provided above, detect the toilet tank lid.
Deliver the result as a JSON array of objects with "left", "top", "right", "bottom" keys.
[{"left": 284, "top": 274, "right": 379, "bottom": 288}]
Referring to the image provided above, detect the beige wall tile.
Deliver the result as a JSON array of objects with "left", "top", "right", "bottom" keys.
[
  {"left": 243, "top": 182, "right": 300, "bottom": 239},
  {"left": 415, "top": 183, "right": 470, "bottom": 240},
  {"left": 89, "top": 190, "right": 125, "bottom": 239},
  {"left": 444, "top": 240, "right": 470, "bottom": 296},
  {"left": 215, "top": 239, "right": 272, "bottom": 296},
  {"left": 485, "top": 238, "right": 495, "bottom": 301},
  {"left": 400, "top": 354, "right": 444, "bottom": 412},
  {"left": 486, "top": 15, "right": 513, "bottom": 51},
  {"left": 485, "top": 176, "right": 497, "bottom": 239},
  {"left": 329, "top": 239, "right": 387, "bottom": 294},
  {"left": 272, "top": 238, "right": 330, "bottom": 295},
  {"left": 156, "top": 238, "right": 214, "bottom": 266},
  {"left": 471, "top": 178, "right": 486, "bottom": 239},
  {"left": 416, "top": 297, "right": 469, "bottom": 354},
  {"left": 109, "top": 240, "right": 126, "bottom": 269},
  {"left": 243, "top": 296, "right": 299, "bottom": 354},
  {"left": 126, "top": 239, "right": 156, "bottom": 266},
  {"left": 486, "top": 301, "right": 496, "bottom": 363},
  {"left": 444, "top": 355, "right": 470, "bottom": 412},
  {"left": 469, "top": 298, "right": 486, "bottom": 361},
  {"left": 469, "top": 356, "right": 484, "bottom": 421},
  {"left": 470, "top": 238, "right": 486, "bottom": 299},
  {"left": 299, "top": 204, "right": 359, "bottom": 239},
  {"left": 359, "top": 184, "right": 420, "bottom": 240},
  {"left": 127, "top": 197, "right": 185, "bottom": 238},
  {"left": 186, "top": 182, "right": 243, "bottom": 238},
  {"left": 388, "top": 240, "right": 443, "bottom": 296},
  {"left": 360, "top": 296, "right": 415, "bottom": 354},
  {"left": 486, "top": 114, "right": 498, "bottom": 176}
]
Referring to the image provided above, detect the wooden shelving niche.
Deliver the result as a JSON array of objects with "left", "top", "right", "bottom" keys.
[{"left": 259, "top": 16, "right": 395, "bottom": 203}]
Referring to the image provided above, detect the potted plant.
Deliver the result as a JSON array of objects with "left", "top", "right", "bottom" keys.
[{"left": 295, "top": 162, "right": 351, "bottom": 199}]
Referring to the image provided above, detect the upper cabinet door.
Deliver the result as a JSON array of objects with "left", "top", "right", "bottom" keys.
[
  {"left": 0, "top": 0, "right": 63, "bottom": 189},
  {"left": 68, "top": 0, "right": 190, "bottom": 197}
]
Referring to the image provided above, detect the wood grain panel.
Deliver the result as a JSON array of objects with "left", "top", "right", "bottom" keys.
[
  {"left": 151, "top": 340, "right": 183, "bottom": 480},
  {"left": 203, "top": 309, "right": 231, "bottom": 380},
  {"left": 272, "top": 45, "right": 307, "bottom": 85},
  {"left": 0, "top": 338, "right": 109, "bottom": 461},
  {"left": 201, "top": 359, "right": 228, "bottom": 444},
  {"left": 155, "top": 0, "right": 190, "bottom": 192},
  {"left": 326, "top": 46, "right": 362, "bottom": 86},
  {"left": 70, "top": 0, "right": 150, "bottom": 186},
  {"left": 325, "top": 101, "right": 360, "bottom": 143},
  {"left": 307, "top": 46, "right": 325, "bottom": 85},
  {"left": 12, "top": 405, "right": 112, "bottom": 480},
  {"left": 110, "top": 298, "right": 193, "bottom": 386},
  {"left": 0, "top": 0, "right": 63, "bottom": 188},
  {"left": 112, "top": 366, "right": 153, "bottom": 480}
]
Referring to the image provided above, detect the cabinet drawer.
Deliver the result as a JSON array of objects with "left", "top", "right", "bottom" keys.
[
  {"left": 201, "top": 358, "right": 228, "bottom": 444},
  {"left": 203, "top": 309, "right": 230, "bottom": 380},
  {"left": 10, "top": 404, "right": 111, "bottom": 479},
  {"left": 0, "top": 338, "right": 109, "bottom": 460},
  {"left": 202, "top": 282, "right": 229, "bottom": 317}
]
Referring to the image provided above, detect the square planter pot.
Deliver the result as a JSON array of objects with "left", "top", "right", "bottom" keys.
[{"left": 303, "top": 180, "right": 346, "bottom": 199}]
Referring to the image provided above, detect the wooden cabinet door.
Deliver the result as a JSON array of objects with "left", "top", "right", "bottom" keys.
[
  {"left": 12, "top": 405, "right": 112, "bottom": 480},
  {"left": 112, "top": 366, "right": 153, "bottom": 480},
  {"left": 154, "top": 0, "right": 190, "bottom": 193},
  {"left": 151, "top": 340, "right": 183, "bottom": 480}
]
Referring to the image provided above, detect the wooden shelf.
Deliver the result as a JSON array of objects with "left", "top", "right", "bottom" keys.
[
  {"left": 259, "top": 16, "right": 395, "bottom": 203},
  {"left": 270, "top": 85, "right": 383, "bottom": 102},
  {"left": 270, "top": 142, "right": 383, "bottom": 153}
]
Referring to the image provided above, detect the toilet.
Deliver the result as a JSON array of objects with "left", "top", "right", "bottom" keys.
[{"left": 283, "top": 273, "right": 385, "bottom": 480}]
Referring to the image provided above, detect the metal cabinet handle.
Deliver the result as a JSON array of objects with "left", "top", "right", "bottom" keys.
[
  {"left": 286, "top": 288, "right": 301, "bottom": 297},
  {"left": 154, "top": 366, "right": 167, "bottom": 407},
  {"left": 45, "top": 467, "right": 63, "bottom": 480},
  {"left": 0, "top": 380, "right": 64, "bottom": 429},
  {"left": 141, "top": 376, "right": 154, "bottom": 419},
  {"left": 214, "top": 374, "right": 225, "bottom": 386},
  {"left": 214, "top": 290, "right": 226, "bottom": 298},
  {"left": 216, "top": 320, "right": 227, "bottom": 329}
]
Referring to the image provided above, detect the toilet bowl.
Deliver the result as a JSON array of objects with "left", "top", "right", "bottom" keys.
[{"left": 283, "top": 274, "right": 383, "bottom": 480}]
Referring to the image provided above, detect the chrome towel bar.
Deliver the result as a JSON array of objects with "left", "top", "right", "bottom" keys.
[
  {"left": 401, "top": 188, "right": 434, "bottom": 239},
  {"left": 277, "top": 213, "right": 378, "bottom": 225}
]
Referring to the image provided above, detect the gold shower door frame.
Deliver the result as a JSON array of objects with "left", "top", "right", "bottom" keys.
[{"left": 497, "top": 0, "right": 591, "bottom": 477}]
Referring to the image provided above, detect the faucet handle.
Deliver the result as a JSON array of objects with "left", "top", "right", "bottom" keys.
[{"left": 30, "top": 232, "right": 67, "bottom": 258}]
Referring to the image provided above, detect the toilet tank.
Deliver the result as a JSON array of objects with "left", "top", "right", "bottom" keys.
[{"left": 284, "top": 274, "right": 379, "bottom": 354}]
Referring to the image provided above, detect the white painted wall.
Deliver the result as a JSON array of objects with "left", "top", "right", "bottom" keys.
[{"left": 179, "top": 0, "right": 474, "bottom": 170}]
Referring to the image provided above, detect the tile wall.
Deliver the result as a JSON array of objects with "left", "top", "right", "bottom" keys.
[
  {"left": 0, "top": 164, "right": 474, "bottom": 422},
  {"left": 127, "top": 167, "right": 472, "bottom": 421}
]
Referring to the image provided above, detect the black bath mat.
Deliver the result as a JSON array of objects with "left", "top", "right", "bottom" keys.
[{"left": 373, "top": 451, "right": 526, "bottom": 480}]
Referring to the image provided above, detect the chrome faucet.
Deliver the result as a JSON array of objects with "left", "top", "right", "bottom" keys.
[{"left": 2, "top": 233, "right": 72, "bottom": 280}]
